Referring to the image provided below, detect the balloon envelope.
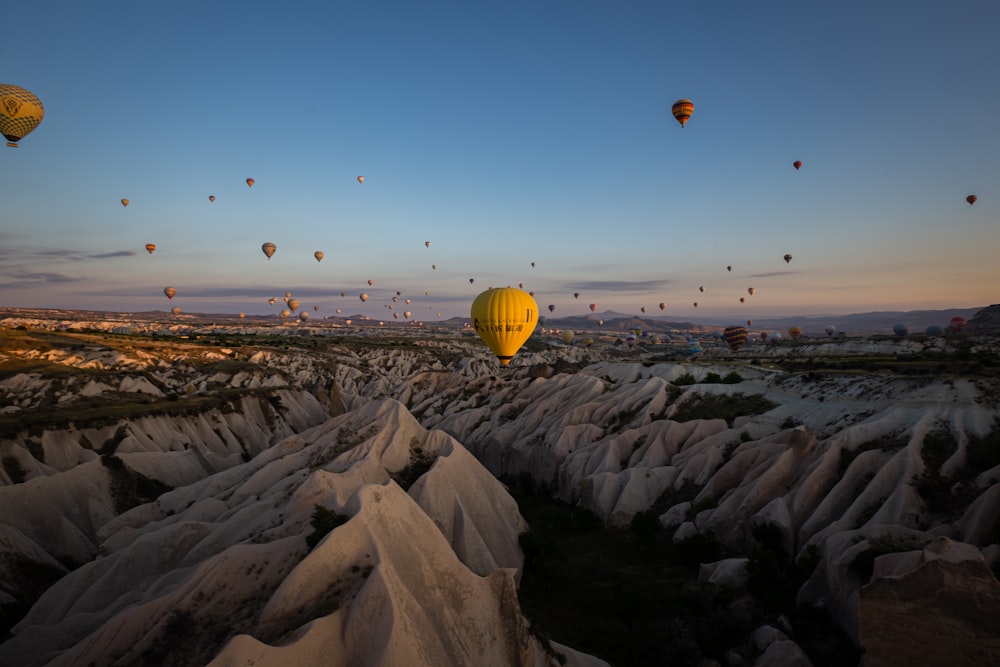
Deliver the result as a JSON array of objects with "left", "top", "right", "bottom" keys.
[
  {"left": 783, "top": 254, "right": 793, "bottom": 264},
  {"left": 246, "top": 178, "right": 255, "bottom": 187},
  {"left": 671, "top": 99, "right": 694, "bottom": 127},
  {"left": 788, "top": 326, "right": 802, "bottom": 339},
  {"left": 793, "top": 160, "right": 802, "bottom": 170},
  {"left": 967, "top": 195, "right": 977, "bottom": 205},
  {"left": 314, "top": 251, "right": 324, "bottom": 262},
  {"left": 470, "top": 287, "right": 539, "bottom": 365},
  {"left": 163, "top": 287, "right": 176, "bottom": 299},
  {"left": 723, "top": 326, "right": 748, "bottom": 351},
  {"left": 261, "top": 242, "right": 276, "bottom": 259},
  {"left": 892, "top": 323, "right": 908, "bottom": 336},
  {"left": 0, "top": 84, "right": 45, "bottom": 146},
  {"left": 121, "top": 199, "right": 129, "bottom": 208},
  {"left": 145, "top": 244, "right": 156, "bottom": 254}
]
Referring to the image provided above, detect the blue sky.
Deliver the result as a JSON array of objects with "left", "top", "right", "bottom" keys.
[{"left": 2, "top": 0, "right": 998, "bottom": 321}]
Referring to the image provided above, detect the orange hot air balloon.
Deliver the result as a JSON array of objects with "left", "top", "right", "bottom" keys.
[
  {"left": 966, "top": 195, "right": 977, "bottom": 205},
  {"left": 164, "top": 287, "right": 177, "bottom": 299},
  {"left": 788, "top": 326, "right": 802, "bottom": 340},
  {"left": 359, "top": 293, "right": 369, "bottom": 302},
  {"left": 747, "top": 287, "right": 756, "bottom": 296},
  {"left": 671, "top": 99, "right": 694, "bottom": 127},
  {"left": 287, "top": 298, "right": 300, "bottom": 312},
  {"left": 145, "top": 244, "right": 156, "bottom": 254},
  {"left": 121, "top": 199, "right": 129, "bottom": 208},
  {"left": 357, "top": 175, "right": 364, "bottom": 184},
  {"left": 261, "top": 242, "right": 276, "bottom": 259},
  {"left": 246, "top": 178, "right": 255, "bottom": 187},
  {"left": 171, "top": 306, "right": 181, "bottom": 316},
  {"left": 793, "top": 160, "right": 802, "bottom": 170},
  {"left": 314, "top": 251, "right": 324, "bottom": 262},
  {"left": 209, "top": 195, "right": 216, "bottom": 202},
  {"left": 0, "top": 84, "right": 45, "bottom": 147}
]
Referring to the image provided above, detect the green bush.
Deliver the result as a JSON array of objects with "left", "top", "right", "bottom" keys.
[
  {"left": 306, "top": 505, "right": 348, "bottom": 549},
  {"left": 721, "top": 371, "right": 743, "bottom": 384}
]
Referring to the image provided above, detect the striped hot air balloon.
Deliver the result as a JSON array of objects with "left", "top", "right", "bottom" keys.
[
  {"left": 723, "top": 325, "right": 748, "bottom": 351},
  {"left": 671, "top": 99, "right": 694, "bottom": 127}
]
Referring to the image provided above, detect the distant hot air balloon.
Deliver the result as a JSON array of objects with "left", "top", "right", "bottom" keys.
[
  {"left": 625, "top": 334, "right": 636, "bottom": 348},
  {"left": 287, "top": 298, "right": 300, "bottom": 312},
  {"left": 589, "top": 303, "right": 597, "bottom": 312},
  {"left": 699, "top": 286, "right": 705, "bottom": 293},
  {"left": 239, "top": 312, "right": 245, "bottom": 319},
  {"left": 404, "top": 311, "right": 412, "bottom": 319},
  {"left": 171, "top": 306, "right": 181, "bottom": 316},
  {"left": 299, "top": 311, "right": 309, "bottom": 322},
  {"left": 432, "top": 264, "right": 437, "bottom": 270},
  {"left": 470, "top": 287, "right": 539, "bottom": 365},
  {"left": 246, "top": 178, "right": 255, "bottom": 187},
  {"left": 314, "top": 251, "right": 324, "bottom": 262},
  {"left": 966, "top": 195, "right": 977, "bottom": 205},
  {"left": 926, "top": 325, "right": 944, "bottom": 336},
  {"left": 723, "top": 325, "right": 748, "bottom": 351},
  {"left": 548, "top": 304, "right": 555, "bottom": 312},
  {"left": 163, "top": 287, "right": 176, "bottom": 299},
  {"left": 121, "top": 199, "right": 129, "bottom": 208},
  {"left": 261, "top": 242, "right": 276, "bottom": 259},
  {"left": 209, "top": 195, "right": 216, "bottom": 202},
  {"left": 727, "top": 265, "right": 733, "bottom": 272},
  {"left": 336, "top": 308, "right": 342, "bottom": 314},
  {"left": 598, "top": 319, "right": 604, "bottom": 326},
  {"left": 280, "top": 308, "right": 290, "bottom": 318},
  {"left": 357, "top": 176, "right": 364, "bottom": 184},
  {"left": 640, "top": 306, "right": 647, "bottom": 313},
  {"left": 659, "top": 303, "right": 666, "bottom": 311},
  {"left": 783, "top": 254, "right": 793, "bottom": 264},
  {"left": 573, "top": 292, "right": 580, "bottom": 299},
  {"left": 469, "top": 278, "right": 475, "bottom": 284},
  {"left": 0, "top": 84, "right": 45, "bottom": 147},
  {"left": 739, "top": 297, "right": 745, "bottom": 303},
  {"left": 561, "top": 330, "right": 575, "bottom": 343},
  {"left": 747, "top": 320, "right": 753, "bottom": 327},
  {"left": 269, "top": 297, "right": 277, "bottom": 305},
  {"left": 891, "top": 324, "right": 907, "bottom": 336},
  {"left": 285, "top": 292, "right": 292, "bottom": 300},
  {"left": 747, "top": 287, "right": 756, "bottom": 296},
  {"left": 145, "top": 244, "right": 156, "bottom": 254},
  {"left": 949, "top": 316, "right": 967, "bottom": 332},
  {"left": 425, "top": 241, "right": 431, "bottom": 248},
  {"left": 793, "top": 160, "right": 802, "bottom": 170},
  {"left": 530, "top": 262, "right": 535, "bottom": 268},
  {"left": 368, "top": 279, "right": 374, "bottom": 286},
  {"left": 360, "top": 293, "right": 368, "bottom": 302},
  {"left": 788, "top": 326, "right": 803, "bottom": 340},
  {"left": 671, "top": 99, "right": 694, "bottom": 127},
  {"left": 824, "top": 325, "right": 836, "bottom": 337},
  {"left": 693, "top": 302, "right": 698, "bottom": 308}
]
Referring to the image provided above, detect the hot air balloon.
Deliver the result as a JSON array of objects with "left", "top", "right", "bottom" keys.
[
  {"left": 298, "top": 311, "right": 310, "bottom": 322},
  {"left": 723, "top": 325, "right": 748, "bottom": 351},
  {"left": 432, "top": 264, "right": 437, "bottom": 270},
  {"left": 425, "top": 241, "right": 431, "bottom": 248},
  {"left": 589, "top": 303, "right": 597, "bottom": 312},
  {"left": 747, "top": 287, "right": 756, "bottom": 296},
  {"left": 145, "top": 244, "right": 156, "bottom": 254},
  {"left": 285, "top": 292, "right": 292, "bottom": 300},
  {"left": 949, "top": 316, "right": 967, "bottom": 332},
  {"left": 625, "top": 334, "right": 636, "bottom": 348},
  {"left": 926, "top": 325, "right": 944, "bottom": 336},
  {"left": 693, "top": 302, "right": 698, "bottom": 308},
  {"left": 368, "top": 279, "right": 374, "bottom": 286},
  {"left": 360, "top": 293, "right": 368, "bottom": 302},
  {"left": 788, "top": 326, "right": 802, "bottom": 340},
  {"left": 163, "top": 287, "right": 176, "bottom": 299},
  {"left": 967, "top": 195, "right": 977, "bottom": 205},
  {"left": 470, "top": 287, "right": 539, "bottom": 365},
  {"left": 404, "top": 298, "right": 411, "bottom": 304},
  {"left": 530, "top": 262, "right": 535, "bottom": 267},
  {"left": 548, "top": 304, "right": 555, "bottom": 312},
  {"left": 469, "top": 278, "right": 475, "bottom": 284},
  {"left": 404, "top": 311, "right": 412, "bottom": 319},
  {"left": 739, "top": 297, "right": 745, "bottom": 303},
  {"left": 171, "top": 306, "right": 181, "bottom": 316},
  {"left": 269, "top": 297, "right": 277, "bottom": 305},
  {"left": 239, "top": 312, "right": 245, "bottom": 319},
  {"left": 0, "top": 84, "right": 44, "bottom": 147},
  {"left": 727, "top": 265, "right": 732, "bottom": 272},
  {"left": 573, "top": 292, "right": 580, "bottom": 299},
  {"left": 280, "top": 308, "right": 290, "bottom": 318},
  {"left": 314, "top": 251, "right": 324, "bottom": 262},
  {"left": 793, "top": 160, "right": 802, "bottom": 170},
  {"left": 824, "top": 325, "right": 836, "bottom": 337},
  {"left": 121, "top": 199, "right": 129, "bottom": 208},
  {"left": 640, "top": 306, "right": 647, "bottom": 313},
  {"left": 287, "top": 298, "right": 300, "bottom": 312},
  {"left": 699, "top": 286, "right": 705, "bottom": 293},
  {"left": 747, "top": 320, "right": 753, "bottom": 327},
  {"left": 357, "top": 176, "right": 364, "bottom": 184},
  {"left": 561, "top": 330, "right": 575, "bottom": 343},
  {"left": 261, "top": 242, "right": 276, "bottom": 259},
  {"left": 246, "top": 178, "right": 255, "bottom": 187},
  {"left": 598, "top": 319, "right": 604, "bottom": 326},
  {"left": 209, "top": 195, "right": 216, "bottom": 202},
  {"left": 659, "top": 303, "right": 666, "bottom": 311},
  {"left": 783, "top": 254, "right": 793, "bottom": 264},
  {"left": 671, "top": 99, "right": 694, "bottom": 127}
]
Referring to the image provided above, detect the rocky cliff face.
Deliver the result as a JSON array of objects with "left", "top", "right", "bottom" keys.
[
  {"left": 1, "top": 327, "right": 999, "bottom": 665},
  {"left": 965, "top": 304, "right": 1000, "bottom": 335}
]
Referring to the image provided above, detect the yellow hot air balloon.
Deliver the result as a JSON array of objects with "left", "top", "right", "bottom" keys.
[
  {"left": 121, "top": 198, "right": 129, "bottom": 208},
  {"left": 470, "top": 287, "right": 539, "bottom": 365},
  {"left": 671, "top": 99, "right": 694, "bottom": 127},
  {"left": 145, "top": 244, "right": 156, "bottom": 254},
  {"left": 287, "top": 298, "right": 300, "bottom": 312},
  {"left": 261, "top": 242, "right": 276, "bottom": 259},
  {"left": 360, "top": 293, "right": 369, "bottom": 302},
  {"left": 299, "top": 311, "right": 310, "bottom": 322},
  {"left": 239, "top": 312, "right": 245, "bottom": 319},
  {"left": 246, "top": 178, "right": 255, "bottom": 187},
  {"left": 280, "top": 308, "right": 290, "bottom": 318},
  {"left": 0, "top": 84, "right": 44, "bottom": 147},
  {"left": 314, "top": 251, "right": 324, "bottom": 262},
  {"left": 171, "top": 306, "right": 181, "bottom": 316},
  {"left": 163, "top": 286, "right": 177, "bottom": 299},
  {"left": 561, "top": 330, "right": 575, "bottom": 343}
]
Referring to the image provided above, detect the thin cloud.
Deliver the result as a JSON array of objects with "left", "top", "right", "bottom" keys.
[
  {"left": 0, "top": 270, "right": 81, "bottom": 288},
  {"left": 747, "top": 271, "right": 799, "bottom": 278},
  {"left": 565, "top": 279, "right": 672, "bottom": 293},
  {"left": 90, "top": 250, "right": 136, "bottom": 258}
]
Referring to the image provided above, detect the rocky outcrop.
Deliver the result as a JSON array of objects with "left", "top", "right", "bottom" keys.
[{"left": 965, "top": 304, "right": 1000, "bottom": 335}]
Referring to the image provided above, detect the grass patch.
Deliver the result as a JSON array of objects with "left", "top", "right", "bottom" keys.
[{"left": 672, "top": 392, "right": 778, "bottom": 427}]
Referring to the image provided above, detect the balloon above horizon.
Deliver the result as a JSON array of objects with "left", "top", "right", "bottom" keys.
[
  {"left": 671, "top": 99, "right": 694, "bottom": 127},
  {"left": 0, "top": 84, "right": 44, "bottom": 147}
]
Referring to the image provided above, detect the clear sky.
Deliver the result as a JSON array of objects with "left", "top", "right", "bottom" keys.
[{"left": 2, "top": 0, "right": 998, "bottom": 322}]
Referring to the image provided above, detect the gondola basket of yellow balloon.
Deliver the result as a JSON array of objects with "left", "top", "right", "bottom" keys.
[{"left": 471, "top": 287, "right": 539, "bottom": 365}]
